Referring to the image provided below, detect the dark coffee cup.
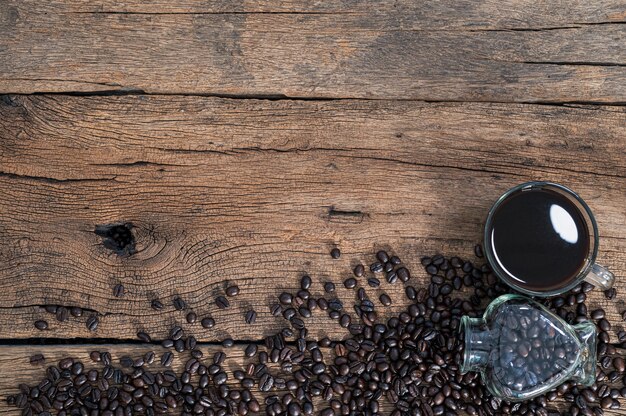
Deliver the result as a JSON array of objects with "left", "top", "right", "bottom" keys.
[{"left": 484, "top": 182, "right": 614, "bottom": 297}]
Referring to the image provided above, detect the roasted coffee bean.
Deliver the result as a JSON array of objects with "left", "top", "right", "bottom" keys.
[
  {"left": 367, "top": 277, "right": 380, "bottom": 288},
  {"left": 591, "top": 309, "right": 606, "bottom": 320},
  {"left": 300, "top": 275, "right": 312, "bottom": 290},
  {"left": 245, "top": 344, "right": 258, "bottom": 358},
  {"left": 353, "top": 264, "right": 365, "bottom": 277},
  {"left": 150, "top": 299, "right": 164, "bottom": 311},
  {"left": 34, "top": 320, "right": 48, "bottom": 330},
  {"left": 245, "top": 310, "right": 257, "bottom": 324},
  {"left": 185, "top": 311, "right": 197, "bottom": 324},
  {"left": 215, "top": 296, "right": 230, "bottom": 309},
  {"left": 172, "top": 296, "right": 186, "bottom": 310},
  {"left": 605, "top": 288, "right": 617, "bottom": 300},
  {"left": 397, "top": 267, "right": 410, "bottom": 282},
  {"left": 200, "top": 317, "right": 215, "bottom": 328},
  {"left": 137, "top": 331, "right": 151, "bottom": 343},
  {"left": 370, "top": 262, "right": 383, "bottom": 273},
  {"left": 29, "top": 354, "right": 45, "bottom": 365},
  {"left": 55, "top": 307, "right": 69, "bottom": 322},
  {"left": 344, "top": 278, "right": 357, "bottom": 289},
  {"left": 324, "top": 282, "right": 335, "bottom": 293},
  {"left": 599, "top": 319, "right": 611, "bottom": 332},
  {"left": 113, "top": 284, "right": 124, "bottom": 297},
  {"left": 279, "top": 292, "right": 293, "bottom": 304},
  {"left": 379, "top": 294, "right": 392, "bottom": 306},
  {"left": 226, "top": 285, "right": 240, "bottom": 297},
  {"left": 86, "top": 315, "right": 98, "bottom": 331},
  {"left": 330, "top": 248, "right": 341, "bottom": 259}
]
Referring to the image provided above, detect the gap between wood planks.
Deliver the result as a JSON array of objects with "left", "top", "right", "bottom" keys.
[{"left": 3, "top": 91, "right": 626, "bottom": 107}]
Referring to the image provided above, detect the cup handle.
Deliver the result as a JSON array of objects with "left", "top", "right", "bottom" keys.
[{"left": 583, "top": 264, "right": 614, "bottom": 290}]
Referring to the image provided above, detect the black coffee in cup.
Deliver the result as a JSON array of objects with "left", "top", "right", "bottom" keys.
[{"left": 487, "top": 187, "right": 590, "bottom": 292}]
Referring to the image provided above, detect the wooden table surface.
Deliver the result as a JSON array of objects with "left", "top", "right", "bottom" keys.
[{"left": 0, "top": 1, "right": 625, "bottom": 414}]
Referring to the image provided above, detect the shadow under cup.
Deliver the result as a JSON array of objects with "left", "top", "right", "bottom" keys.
[{"left": 484, "top": 182, "right": 614, "bottom": 297}]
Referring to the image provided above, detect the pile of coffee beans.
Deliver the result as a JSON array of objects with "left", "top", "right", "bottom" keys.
[{"left": 7, "top": 246, "right": 625, "bottom": 416}]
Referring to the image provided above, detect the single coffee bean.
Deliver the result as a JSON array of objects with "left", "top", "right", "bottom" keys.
[
  {"left": 353, "top": 264, "right": 365, "bottom": 277},
  {"left": 56, "top": 307, "right": 69, "bottom": 322},
  {"left": 150, "top": 299, "right": 164, "bottom": 311},
  {"left": 29, "top": 354, "right": 45, "bottom": 365},
  {"left": 137, "top": 331, "right": 151, "bottom": 343},
  {"left": 172, "top": 296, "right": 186, "bottom": 310},
  {"left": 301, "top": 275, "right": 312, "bottom": 290},
  {"left": 245, "top": 310, "right": 257, "bottom": 324},
  {"left": 245, "top": 344, "right": 258, "bottom": 357},
  {"left": 34, "top": 320, "right": 48, "bottom": 330},
  {"left": 370, "top": 262, "right": 383, "bottom": 273},
  {"left": 379, "top": 294, "right": 392, "bottom": 306},
  {"left": 113, "top": 284, "right": 124, "bottom": 297},
  {"left": 330, "top": 248, "right": 341, "bottom": 259},
  {"left": 344, "top": 278, "right": 357, "bottom": 289},
  {"left": 279, "top": 292, "right": 293, "bottom": 304},
  {"left": 186, "top": 311, "right": 197, "bottom": 324},
  {"left": 324, "top": 282, "right": 335, "bottom": 293},
  {"left": 160, "top": 352, "right": 173, "bottom": 367},
  {"left": 86, "top": 315, "right": 98, "bottom": 331},
  {"left": 226, "top": 285, "right": 240, "bottom": 297},
  {"left": 367, "top": 277, "right": 380, "bottom": 288},
  {"left": 376, "top": 251, "right": 390, "bottom": 263},
  {"left": 216, "top": 296, "right": 230, "bottom": 309},
  {"left": 201, "top": 317, "right": 215, "bottom": 329},
  {"left": 591, "top": 309, "right": 606, "bottom": 320}
]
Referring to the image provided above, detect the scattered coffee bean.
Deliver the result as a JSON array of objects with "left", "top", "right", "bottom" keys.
[
  {"left": 186, "top": 311, "right": 197, "bottom": 324},
  {"left": 300, "top": 275, "right": 312, "bottom": 290},
  {"left": 245, "top": 310, "right": 257, "bottom": 324},
  {"left": 173, "top": 296, "right": 186, "bottom": 310},
  {"left": 226, "top": 285, "right": 240, "bottom": 297},
  {"left": 113, "top": 283, "right": 124, "bottom": 297},
  {"left": 344, "top": 278, "right": 357, "bottom": 289},
  {"left": 29, "top": 354, "right": 45, "bottom": 365},
  {"left": 201, "top": 317, "right": 215, "bottom": 329},
  {"left": 34, "top": 320, "right": 48, "bottom": 330},
  {"left": 330, "top": 248, "right": 341, "bottom": 259},
  {"left": 150, "top": 299, "right": 164, "bottom": 311},
  {"left": 379, "top": 293, "right": 392, "bottom": 306},
  {"left": 216, "top": 296, "right": 230, "bottom": 309},
  {"left": 11, "top": 247, "right": 626, "bottom": 416},
  {"left": 137, "top": 331, "right": 151, "bottom": 343},
  {"left": 353, "top": 264, "right": 365, "bottom": 277},
  {"left": 85, "top": 315, "right": 98, "bottom": 331},
  {"left": 55, "top": 306, "right": 69, "bottom": 322}
]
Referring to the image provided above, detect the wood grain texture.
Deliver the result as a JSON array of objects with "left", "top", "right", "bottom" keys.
[
  {"left": 0, "top": 95, "right": 624, "bottom": 343},
  {"left": 0, "top": 1, "right": 625, "bottom": 101}
]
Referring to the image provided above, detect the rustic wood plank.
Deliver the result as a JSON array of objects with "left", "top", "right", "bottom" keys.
[
  {"left": 0, "top": 95, "right": 624, "bottom": 343},
  {"left": 0, "top": 344, "right": 605, "bottom": 415},
  {"left": 0, "top": 1, "right": 625, "bottom": 100}
]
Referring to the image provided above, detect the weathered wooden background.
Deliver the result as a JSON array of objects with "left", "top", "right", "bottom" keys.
[{"left": 0, "top": 0, "right": 625, "bottom": 414}]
